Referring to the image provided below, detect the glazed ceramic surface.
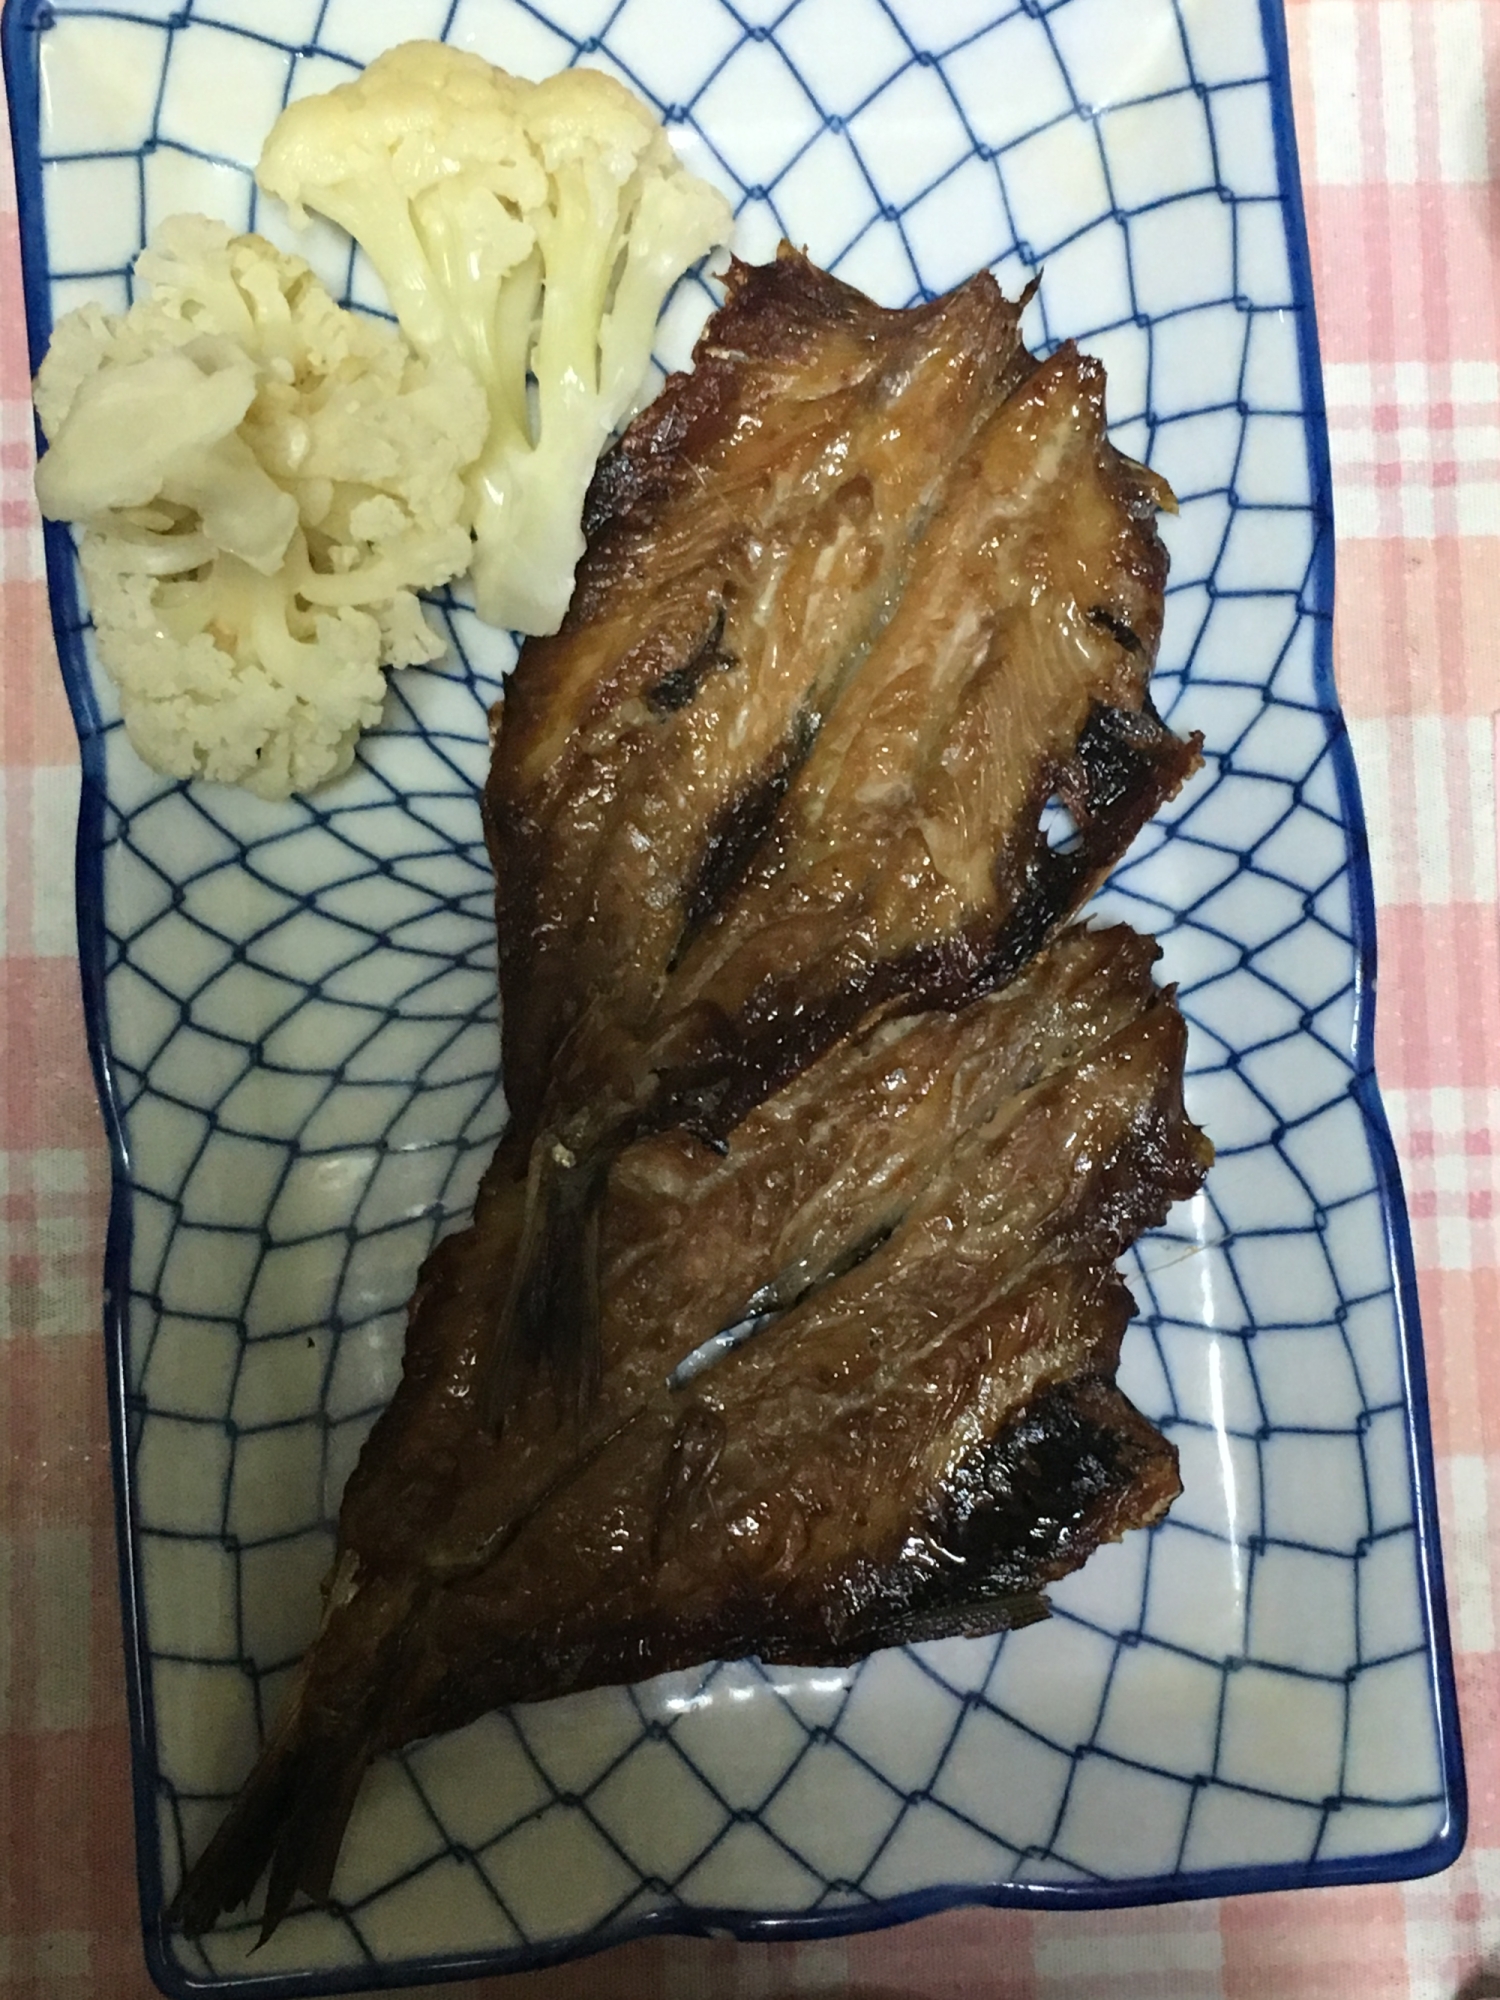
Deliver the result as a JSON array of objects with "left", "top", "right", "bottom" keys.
[{"left": 1, "top": 0, "right": 1464, "bottom": 1992}]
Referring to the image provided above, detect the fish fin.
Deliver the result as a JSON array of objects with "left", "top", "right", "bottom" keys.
[
  {"left": 257, "top": 1739, "right": 369, "bottom": 1944},
  {"left": 170, "top": 1696, "right": 372, "bottom": 1943},
  {"left": 478, "top": 1138, "right": 608, "bottom": 1434}
]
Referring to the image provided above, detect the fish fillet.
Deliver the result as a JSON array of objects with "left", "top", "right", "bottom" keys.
[
  {"left": 172, "top": 253, "right": 1209, "bottom": 1941},
  {"left": 174, "top": 932, "right": 1207, "bottom": 1938},
  {"left": 489, "top": 284, "right": 1199, "bottom": 1420}
]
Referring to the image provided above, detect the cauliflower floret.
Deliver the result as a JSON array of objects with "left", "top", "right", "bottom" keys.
[
  {"left": 257, "top": 40, "right": 732, "bottom": 636},
  {"left": 80, "top": 541, "right": 388, "bottom": 797},
  {"left": 33, "top": 215, "right": 487, "bottom": 798}
]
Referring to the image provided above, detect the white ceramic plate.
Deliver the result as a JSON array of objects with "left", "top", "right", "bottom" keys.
[{"left": 2, "top": 0, "right": 1464, "bottom": 1991}]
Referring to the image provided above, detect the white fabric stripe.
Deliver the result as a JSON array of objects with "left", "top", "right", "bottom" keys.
[
  {"left": 1434, "top": 0, "right": 1490, "bottom": 182},
  {"left": 1305, "top": 1, "right": 1490, "bottom": 187},
  {"left": 1458, "top": 711, "right": 1497, "bottom": 903},
  {"left": 1, "top": 388, "right": 46, "bottom": 582},
  {"left": 1446, "top": 1455, "right": 1496, "bottom": 1655},
  {"left": 1324, "top": 359, "right": 1500, "bottom": 408},
  {"left": 0, "top": 1936, "right": 91, "bottom": 1983},
  {"left": 1321, "top": 361, "right": 1500, "bottom": 541},
  {"left": 1379, "top": 1085, "right": 1500, "bottom": 1275},
  {"left": 0, "top": 1149, "right": 93, "bottom": 1198},
  {"left": 1307, "top": 1, "right": 1363, "bottom": 186},
  {"left": 1326, "top": 421, "right": 1500, "bottom": 464},
  {"left": 1332, "top": 482, "right": 1381, "bottom": 538},
  {"left": 0, "top": 1207, "right": 91, "bottom": 1261},
  {"left": 730, "top": 1945, "right": 852, "bottom": 1997},
  {"left": 1452, "top": 359, "right": 1500, "bottom": 402},
  {"left": 1410, "top": 715, "right": 1454, "bottom": 906},
  {"left": 1475, "top": 1848, "right": 1500, "bottom": 1959},
  {"left": 1435, "top": 1211, "right": 1476, "bottom": 1270},
  {"left": 790, "top": 1942, "right": 853, "bottom": 1991},
  {"left": 0, "top": 520, "right": 44, "bottom": 584},
  {"left": 1345, "top": 718, "right": 1396, "bottom": 901},
  {"left": 1343, "top": 717, "right": 1496, "bottom": 907},
  {"left": 29, "top": 1525, "right": 92, "bottom": 1731},
  {"left": 1385, "top": 1085, "right": 1500, "bottom": 1136},
  {"left": 1322, "top": 360, "right": 1375, "bottom": 407}
]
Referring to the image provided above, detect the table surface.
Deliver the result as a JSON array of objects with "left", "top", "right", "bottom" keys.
[{"left": 3, "top": 4, "right": 1497, "bottom": 1996}]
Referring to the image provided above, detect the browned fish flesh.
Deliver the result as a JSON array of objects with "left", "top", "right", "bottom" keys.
[
  {"left": 488, "top": 297, "right": 1200, "bottom": 1421},
  {"left": 339, "top": 922, "right": 1173, "bottom": 1580},
  {"left": 172, "top": 929, "right": 1209, "bottom": 1938},
  {"left": 490, "top": 246, "right": 1033, "bottom": 1151}
]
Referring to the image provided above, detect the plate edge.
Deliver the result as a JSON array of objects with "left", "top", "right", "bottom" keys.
[
  {"left": 0, "top": 0, "right": 173, "bottom": 1988},
  {"left": 1252, "top": 0, "right": 1468, "bottom": 1880},
  {"left": 0, "top": 0, "right": 1468, "bottom": 1990}
]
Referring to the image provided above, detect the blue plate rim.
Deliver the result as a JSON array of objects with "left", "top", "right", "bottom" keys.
[{"left": 0, "top": 0, "right": 1466, "bottom": 1990}]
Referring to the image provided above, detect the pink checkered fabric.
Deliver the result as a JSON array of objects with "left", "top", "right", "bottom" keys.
[{"left": 3, "top": 3, "right": 1498, "bottom": 1994}]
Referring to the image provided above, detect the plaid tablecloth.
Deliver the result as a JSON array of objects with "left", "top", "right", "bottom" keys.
[{"left": 3, "top": 3, "right": 1498, "bottom": 1995}]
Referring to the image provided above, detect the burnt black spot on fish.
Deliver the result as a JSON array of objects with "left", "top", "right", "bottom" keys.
[
  {"left": 850, "top": 1589, "right": 1051, "bottom": 1653},
  {"left": 749, "top": 1369, "right": 1178, "bottom": 1668},
  {"left": 1089, "top": 605, "right": 1143, "bottom": 653},
  {"left": 1070, "top": 695, "right": 1195, "bottom": 818},
  {"left": 676, "top": 708, "right": 822, "bottom": 947},
  {"left": 644, "top": 604, "right": 737, "bottom": 714},
  {"left": 970, "top": 700, "right": 1201, "bottom": 996},
  {"left": 947, "top": 1375, "right": 1173, "bottom": 1568},
  {"left": 853, "top": 1374, "right": 1176, "bottom": 1650}
]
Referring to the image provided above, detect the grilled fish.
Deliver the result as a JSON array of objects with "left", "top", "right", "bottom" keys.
[
  {"left": 172, "top": 252, "right": 1209, "bottom": 1943},
  {"left": 488, "top": 288, "right": 1199, "bottom": 1421},
  {"left": 341, "top": 922, "right": 1179, "bottom": 1580},
  {"left": 489, "top": 247, "right": 1032, "bottom": 1151},
  {"left": 174, "top": 928, "right": 1208, "bottom": 1939}
]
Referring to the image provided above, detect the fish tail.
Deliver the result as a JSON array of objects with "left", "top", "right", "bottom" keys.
[
  {"left": 479, "top": 1137, "right": 608, "bottom": 1433},
  {"left": 170, "top": 1691, "right": 373, "bottom": 1943}
]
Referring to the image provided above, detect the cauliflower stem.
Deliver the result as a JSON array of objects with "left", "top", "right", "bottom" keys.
[{"left": 257, "top": 42, "right": 732, "bottom": 635}]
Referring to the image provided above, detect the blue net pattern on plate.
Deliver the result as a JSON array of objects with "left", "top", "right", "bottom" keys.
[{"left": 7, "top": 0, "right": 1459, "bottom": 1988}]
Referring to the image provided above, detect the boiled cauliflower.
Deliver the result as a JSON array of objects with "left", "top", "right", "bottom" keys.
[
  {"left": 257, "top": 41, "right": 732, "bottom": 636},
  {"left": 33, "top": 215, "right": 487, "bottom": 798}
]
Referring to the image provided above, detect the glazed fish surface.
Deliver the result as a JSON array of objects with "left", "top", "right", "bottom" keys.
[
  {"left": 175, "top": 927, "right": 1209, "bottom": 1938},
  {"left": 490, "top": 246, "right": 1034, "bottom": 1147},
  {"left": 174, "top": 250, "right": 1209, "bottom": 1939},
  {"left": 486, "top": 249, "right": 1200, "bottom": 1423}
]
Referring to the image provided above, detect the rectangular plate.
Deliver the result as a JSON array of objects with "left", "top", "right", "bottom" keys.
[{"left": 2, "top": 0, "right": 1466, "bottom": 1991}]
